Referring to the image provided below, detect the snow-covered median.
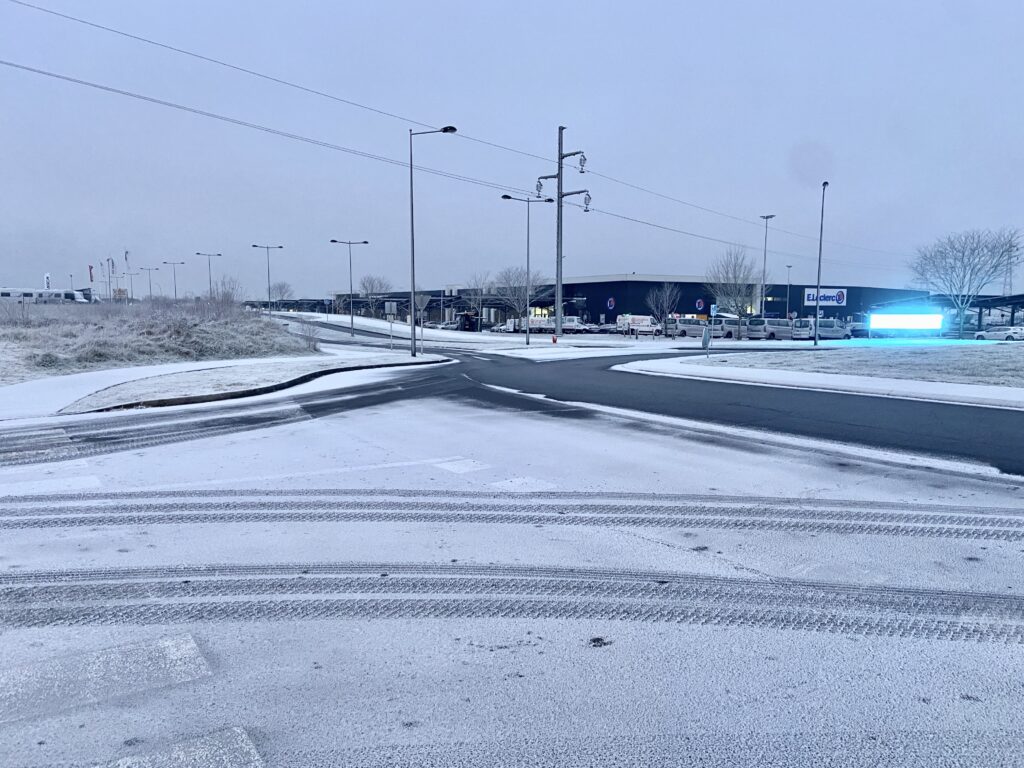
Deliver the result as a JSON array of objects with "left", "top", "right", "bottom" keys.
[
  {"left": 0, "top": 348, "right": 447, "bottom": 419},
  {"left": 614, "top": 342, "right": 1024, "bottom": 409}
]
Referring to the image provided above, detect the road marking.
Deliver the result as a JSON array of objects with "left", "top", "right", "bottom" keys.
[
  {"left": 97, "top": 726, "right": 264, "bottom": 768},
  {"left": 0, "top": 634, "right": 210, "bottom": 724},
  {"left": 436, "top": 459, "right": 490, "bottom": 474},
  {"left": 490, "top": 476, "right": 557, "bottom": 492},
  {"left": 0, "top": 474, "right": 102, "bottom": 496},
  {"left": 469, "top": 355, "right": 489, "bottom": 361}
]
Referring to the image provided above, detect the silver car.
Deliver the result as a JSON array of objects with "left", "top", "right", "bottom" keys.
[{"left": 746, "top": 318, "right": 793, "bottom": 340}]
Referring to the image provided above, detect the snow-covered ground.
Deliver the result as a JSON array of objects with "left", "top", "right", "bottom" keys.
[
  {"left": 658, "top": 340, "right": 1024, "bottom": 386},
  {"left": 0, "top": 348, "right": 446, "bottom": 420},
  {"left": 2, "top": 371, "right": 1022, "bottom": 765}
]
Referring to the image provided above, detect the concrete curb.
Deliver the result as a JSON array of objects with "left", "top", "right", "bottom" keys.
[{"left": 81, "top": 358, "right": 449, "bottom": 413}]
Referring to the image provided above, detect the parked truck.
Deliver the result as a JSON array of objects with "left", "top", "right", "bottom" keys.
[{"left": 615, "top": 314, "right": 662, "bottom": 336}]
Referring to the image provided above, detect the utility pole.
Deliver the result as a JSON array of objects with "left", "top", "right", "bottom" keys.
[
  {"left": 196, "top": 252, "right": 222, "bottom": 298},
  {"left": 139, "top": 267, "right": 158, "bottom": 299},
  {"left": 759, "top": 214, "right": 775, "bottom": 317},
  {"left": 162, "top": 261, "right": 185, "bottom": 301},
  {"left": 814, "top": 181, "right": 829, "bottom": 347},
  {"left": 69, "top": 273, "right": 74, "bottom": 292},
  {"left": 537, "top": 126, "right": 590, "bottom": 336}
]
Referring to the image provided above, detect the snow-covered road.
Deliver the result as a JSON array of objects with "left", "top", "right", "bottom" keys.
[{"left": 2, "top": 370, "right": 1022, "bottom": 766}]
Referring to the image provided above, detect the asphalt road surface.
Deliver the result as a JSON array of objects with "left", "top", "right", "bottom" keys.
[{"left": 2, "top": 349, "right": 1023, "bottom": 477}]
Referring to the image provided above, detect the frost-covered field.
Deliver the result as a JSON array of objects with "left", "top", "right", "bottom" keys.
[
  {"left": 0, "top": 302, "right": 309, "bottom": 385},
  {"left": 688, "top": 341, "right": 1024, "bottom": 387}
]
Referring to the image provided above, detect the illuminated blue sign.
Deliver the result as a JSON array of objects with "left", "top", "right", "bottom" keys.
[{"left": 868, "top": 313, "right": 944, "bottom": 331}]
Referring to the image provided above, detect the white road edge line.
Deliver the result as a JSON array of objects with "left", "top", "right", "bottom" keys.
[
  {"left": 478, "top": 383, "right": 1007, "bottom": 479},
  {"left": 611, "top": 364, "right": 1024, "bottom": 413}
]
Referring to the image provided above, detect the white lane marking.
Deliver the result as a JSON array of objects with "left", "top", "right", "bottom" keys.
[
  {"left": 436, "top": 459, "right": 491, "bottom": 474},
  {"left": 0, "top": 474, "right": 102, "bottom": 496},
  {"left": 97, "top": 726, "right": 264, "bottom": 768},
  {"left": 490, "top": 476, "right": 557, "bottom": 492},
  {"left": 0, "top": 634, "right": 211, "bottom": 724},
  {"left": 469, "top": 355, "right": 489, "bottom": 361},
  {"left": 126, "top": 456, "right": 471, "bottom": 492}
]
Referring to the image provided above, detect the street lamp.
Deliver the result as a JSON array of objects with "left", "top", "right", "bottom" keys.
[
  {"left": 252, "top": 244, "right": 283, "bottom": 314},
  {"left": 196, "top": 252, "right": 223, "bottom": 298},
  {"left": 329, "top": 239, "right": 370, "bottom": 337},
  {"left": 409, "top": 125, "right": 457, "bottom": 357},
  {"left": 139, "top": 267, "right": 158, "bottom": 299},
  {"left": 814, "top": 181, "right": 829, "bottom": 347},
  {"left": 161, "top": 261, "right": 184, "bottom": 300},
  {"left": 785, "top": 264, "right": 793, "bottom": 319},
  {"left": 501, "top": 194, "right": 554, "bottom": 346},
  {"left": 759, "top": 214, "right": 775, "bottom": 317}
]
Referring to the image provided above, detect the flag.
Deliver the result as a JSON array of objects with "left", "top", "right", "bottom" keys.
[
  {"left": 124, "top": 250, "right": 130, "bottom": 270},
  {"left": 88, "top": 265, "right": 94, "bottom": 282}
]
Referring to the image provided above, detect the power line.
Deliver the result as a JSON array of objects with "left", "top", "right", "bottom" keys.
[
  {"left": 0, "top": 58, "right": 910, "bottom": 275},
  {"left": 7, "top": 0, "right": 917, "bottom": 260},
  {"left": 4, "top": 0, "right": 555, "bottom": 167},
  {"left": 561, "top": 200, "right": 910, "bottom": 273},
  {"left": 0, "top": 59, "right": 533, "bottom": 196}
]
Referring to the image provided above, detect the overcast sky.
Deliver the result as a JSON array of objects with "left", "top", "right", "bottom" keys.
[{"left": 2, "top": 0, "right": 1021, "bottom": 299}]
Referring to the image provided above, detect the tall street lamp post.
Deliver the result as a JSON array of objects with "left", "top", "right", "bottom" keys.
[
  {"left": 814, "top": 181, "right": 829, "bottom": 347},
  {"left": 501, "top": 194, "right": 554, "bottom": 346},
  {"left": 139, "top": 267, "right": 158, "bottom": 299},
  {"left": 785, "top": 264, "right": 793, "bottom": 319},
  {"left": 409, "top": 125, "right": 457, "bottom": 357},
  {"left": 759, "top": 214, "right": 775, "bottom": 317},
  {"left": 252, "top": 244, "right": 283, "bottom": 314},
  {"left": 196, "top": 252, "right": 223, "bottom": 298},
  {"left": 161, "top": 261, "right": 184, "bottom": 301},
  {"left": 330, "top": 239, "right": 370, "bottom": 337}
]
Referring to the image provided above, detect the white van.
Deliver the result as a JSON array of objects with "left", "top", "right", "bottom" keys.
[
  {"left": 792, "top": 318, "right": 851, "bottom": 340},
  {"left": 663, "top": 317, "right": 706, "bottom": 338},
  {"left": 710, "top": 317, "right": 745, "bottom": 339},
  {"left": 746, "top": 317, "right": 793, "bottom": 340}
]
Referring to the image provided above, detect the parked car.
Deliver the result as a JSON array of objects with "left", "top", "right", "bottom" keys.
[
  {"left": 710, "top": 317, "right": 745, "bottom": 339},
  {"left": 847, "top": 322, "right": 870, "bottom": 338},
  {"left": 975, "top": 326, "right": 1024, "bottom": 341},
  {"left": 663, "top": 317, "right": 707, "bottom": 338},
  {"left": 792, "top": 318, "right": 852, "bottom": 340},
  {"left": 438, "top": 321, "right": 461, "bottom": 331},
  {"left": 746, "top": 318, "right": 793, "bottom": 340}
]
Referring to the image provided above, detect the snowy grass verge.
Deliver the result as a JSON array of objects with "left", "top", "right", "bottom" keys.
[
  {"left": 628, "top": 342, "right": 1023, "bottom": 386},
  {"left": 0, "top": 302, "right": 309, "bottom": 386}
]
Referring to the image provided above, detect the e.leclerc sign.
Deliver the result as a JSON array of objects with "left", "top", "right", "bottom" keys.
[{"left": 803, "top": 288, "right": 847, "bottom": 307}]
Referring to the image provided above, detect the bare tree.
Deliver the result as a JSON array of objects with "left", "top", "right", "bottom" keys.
[
  {"left": 493, "top": 266, "right": 550, "bottom": 330},
  {"left": 704, "top": 246, "right": 757, "bottom": 338},
  {"left": 358, "top": 274, "right": 392, "bottom": 318},
  {"left": 296, "top": 318, "right": 321, "bottom": 352},
  {"left": 644, "top": 282, "right": 682, "bottom": 327},
  {"left": 910, "top": 229, "right": 1020, "bottom": 337},
  {"left": 269, "top": 281, "right": 293, "bottom": 311},
  {"left": 462, "top": 271, "right": 492, "bottom": 331}
]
